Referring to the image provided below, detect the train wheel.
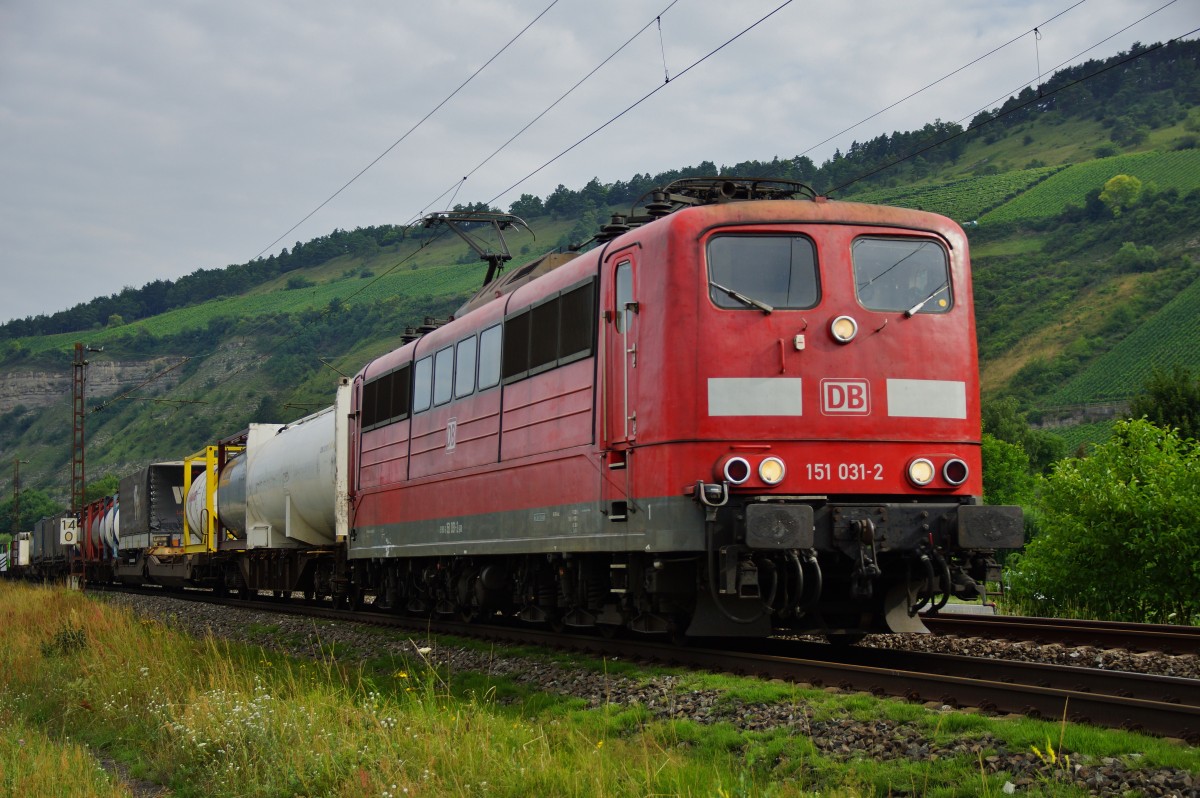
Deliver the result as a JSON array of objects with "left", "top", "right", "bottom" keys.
[{"left": 342, "top": 586, "right": 365, "bottom": 612}]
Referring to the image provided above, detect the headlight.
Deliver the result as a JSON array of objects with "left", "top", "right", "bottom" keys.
[
  {"left": 943, "top": 458, "right": 969, "bottom": 486},
  {"left": 722, "top": 457, "right": 751, "bottom": 485},
  {"left": 758, "top": 457, "right": 786, "bottom": 485},
  {"left": 830, "top": 315, "right": 858, "bottom": 343},
  {"left": 907, "top": 458, "right": 935, "bottom": 486}
]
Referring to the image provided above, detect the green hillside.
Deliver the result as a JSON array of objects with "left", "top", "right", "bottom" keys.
[
  {"left": 1046, "top": 271, "right": 1200, "bottom": 405},
  {"left": 982, "top": 150, "right": 1200, "bottom": 222},
  {"left": 21, "top": 258, "right": 492, "bottom": 358},
  {"left": 851, "top": 165, "right": 1067, "bottom": 222}
]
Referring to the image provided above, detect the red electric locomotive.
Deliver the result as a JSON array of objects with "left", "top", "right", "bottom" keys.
[{"left": 346, "top": 178, "right": 1022, "bottom": 639}]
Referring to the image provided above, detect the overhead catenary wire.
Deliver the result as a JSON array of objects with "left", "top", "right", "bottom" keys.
[
  {"left": 829, "top": 25, "right": 1200, "bottom": 196},
  {"left": 251, "top": 0, "right": 563, "bottom": 262},
  {"left": 485, "top": 0, "right": 796, "bottom": 207},
  {"left": 411, "top": 0, "right": 683, "bottom": 224},
  {"left": 792, "top": 0, "right": 1088, "bottom": 166},
  {"left": 962, "top": 0, "right": 1179, "bottom": 130}
]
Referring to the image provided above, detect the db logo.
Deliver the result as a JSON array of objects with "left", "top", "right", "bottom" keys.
[{"left": 821, "top": 379, "right": 871, "bottom": 415}]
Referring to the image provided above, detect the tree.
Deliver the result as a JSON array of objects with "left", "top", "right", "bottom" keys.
[
  {"left": 980, "top": 433, "right": 1033, "bottom": 507},
  {"left": 1005, "top": 419, "right": 1200, "bottom": 623},
  {"left": 85, "top": 473, "right": 121, "bottom": 503},
  {"left": 508, "top": 193, "right": 544, "bottom": 218},
  {"left": 1128, "top": 364, "right": 1200, "bottom": 441},
  {"left": 0, "top": 488, "right": 64, "bottom": 533},
  {"left": 982, "top": 397, "right": 1066, "bottom": 474},
  {"left": 1099, "top": 174, "right": 1142, "bottom": 215}
]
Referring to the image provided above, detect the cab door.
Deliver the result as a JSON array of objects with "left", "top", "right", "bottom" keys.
[
  {"left": 605, "top": 254, "right": 639, "bottom": 449},
  {"left": 602, "top": 253, "right": 640, "bottom": 519}
]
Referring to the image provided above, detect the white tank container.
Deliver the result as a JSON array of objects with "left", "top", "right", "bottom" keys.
[
  {"left": 231, "top": 407, "right": 338, "bottom": 547},
  {"left": 184, "top": 470, "right": 214, "bottom": 546},
  {"left": 183, "top": 381, "right": 350, "bottom": 551},
  {"left": 100, "top": 501, "right": 119, "bottom": 550}
]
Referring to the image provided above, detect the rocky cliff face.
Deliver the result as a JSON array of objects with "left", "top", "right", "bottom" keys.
[{"left": 0, "top": 358, "right": 182, "bottom": 414}]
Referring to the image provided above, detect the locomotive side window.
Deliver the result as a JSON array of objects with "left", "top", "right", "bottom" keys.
[
  {"left": 361, "top": 378, "right": 383, "bottom": 428},
  {"left": 559, "top": 279, "right": 595, "bottom": 364},
  {"left": 455, "top": 335, "right": 477, "bottom": 399},
  {"left": 388, "top": 366, "right": 411, "bottom": 420},
  {"left": 413, "top": 356, "right": 433, "bottom": 413},
  {"left": 502, "top": 310, "right": 531, "bottom": 381},
  {"left": 361, "top": 364, "right": 412, "bottom": 430},
  {"left": 502, "top": 277, "right": 597, "bottom": 384},
  {"left": 853, "top": 238, "right": 952, "bottom": 314},
  {"left": 433, "top": 346, "right": 454, "bottom": 406},
  {"left": 706, "top": 236, "right": 818, "bottom": 310},
  {"left": 478, "top": 324, "right": 502, "bottom": 390},
  {"left": 529, "top": 297, "right": 559, "bottom": 373}
]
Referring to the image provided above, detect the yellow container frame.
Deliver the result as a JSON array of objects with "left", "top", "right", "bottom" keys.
[{"left": 181, "top": 445, "right": 245, "bottom": 554}]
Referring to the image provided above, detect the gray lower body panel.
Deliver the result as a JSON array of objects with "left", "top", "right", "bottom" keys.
[{"left": 349, "top": 495, "right": 707, "bottom": 559}]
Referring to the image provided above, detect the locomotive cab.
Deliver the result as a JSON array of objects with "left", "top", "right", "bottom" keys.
[{"left": 600, "top": 181, "right": 1023, "bottom": 637}]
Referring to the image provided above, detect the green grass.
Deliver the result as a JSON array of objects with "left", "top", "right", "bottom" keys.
[
  {"left": 2, "top": 582, "right": 1198, "bottom": 798},
  {"left": 0, "top": 711, "right": 128, "bottom": 797}
]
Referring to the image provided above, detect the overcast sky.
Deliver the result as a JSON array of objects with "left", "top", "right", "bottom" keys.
[{"left": 0, "top": 0, "right": 1194, "bottom": 325}]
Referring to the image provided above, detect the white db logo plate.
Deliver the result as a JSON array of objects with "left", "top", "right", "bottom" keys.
[{"left": 821, "top": 379, "right": 871, "bottom": 415}]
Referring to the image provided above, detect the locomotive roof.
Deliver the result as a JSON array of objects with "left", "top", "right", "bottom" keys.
[{"left": 359, "top": 183, "right": 966, "bottom": 384}]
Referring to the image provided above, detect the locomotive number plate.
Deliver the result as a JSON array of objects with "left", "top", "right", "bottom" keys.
[{"left": 806, "top": 463, "right": 884, "bottom": 481}]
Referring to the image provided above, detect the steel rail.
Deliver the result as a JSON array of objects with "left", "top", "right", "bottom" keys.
[
  {"left": 923, "top": 613, "right": 1200, "bottom": 655},
  {"left": 753, "top": 639, "right": 1200, "bottom": 708}
]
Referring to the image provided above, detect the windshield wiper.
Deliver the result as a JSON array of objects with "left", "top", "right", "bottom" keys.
[
  {"left": 904, "top": 282, "right": 948, "bottom": 317},
  {"left": 709, "top": 281, "right": 773, "bottom": 314}
]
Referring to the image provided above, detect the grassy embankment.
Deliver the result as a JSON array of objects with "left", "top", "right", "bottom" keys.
[{"left": 2, "top": 582, "right": 1198, "bottom": 797}]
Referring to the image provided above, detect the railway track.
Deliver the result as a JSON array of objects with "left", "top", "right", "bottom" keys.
[
  {"left": 923, "top": 612, "right": 1200, "bottom": 655},
  {"left": 100, "top": 587, "right": 1200, "bottom": 744}
]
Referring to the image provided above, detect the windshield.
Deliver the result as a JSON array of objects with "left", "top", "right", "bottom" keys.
[
  {"left": 853, "top": 237, "right": 951, "bottom": 313},
  {"left": 707, "top": 235, "right": 819, "bottom": 310}
]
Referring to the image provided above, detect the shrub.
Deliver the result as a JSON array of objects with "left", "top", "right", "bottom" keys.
[
  {"left": 1173, "top": 134, "right": 1198, "bottom": 151},
  {"left": 1111, "top": 241, "right": 1161, "bottom": 273},
  {"left": 1005, "top": 419, "right": 1200, "bottom": 623}
]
